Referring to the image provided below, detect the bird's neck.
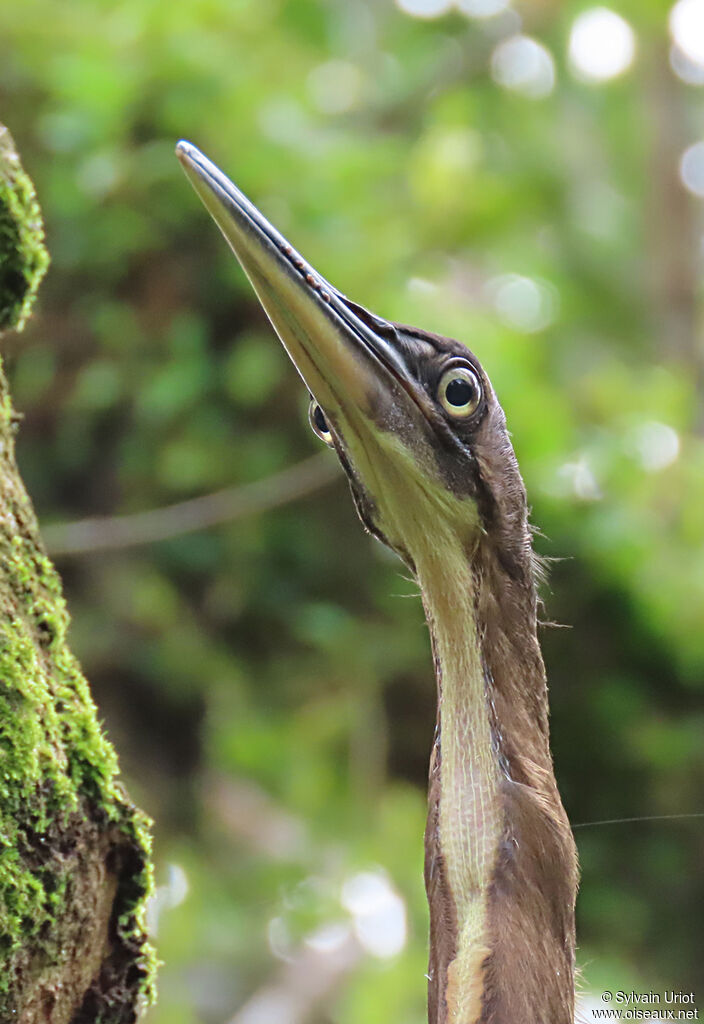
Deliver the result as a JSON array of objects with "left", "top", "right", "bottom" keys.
[{"left": 416, "top": 530, "right": 577, "bottom": 1024}]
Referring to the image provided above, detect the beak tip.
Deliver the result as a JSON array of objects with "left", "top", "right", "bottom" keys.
[{"left": 175, "top": 139, "right": 197, "bottom": 166}]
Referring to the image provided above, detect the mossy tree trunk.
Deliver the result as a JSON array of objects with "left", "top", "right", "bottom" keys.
[{"left": 0, "top": 126, "right": 155, "bottom": 1022}]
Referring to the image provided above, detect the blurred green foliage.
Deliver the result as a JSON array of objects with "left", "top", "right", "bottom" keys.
[{"left": 1, "top": 1, "right": 703, "bottom": 1021}]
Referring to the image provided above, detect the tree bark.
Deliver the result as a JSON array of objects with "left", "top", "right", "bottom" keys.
[{"left": 0, "top": 125, "right": 155, "bottom": 1022}]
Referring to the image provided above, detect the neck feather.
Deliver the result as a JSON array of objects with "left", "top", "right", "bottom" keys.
[{"left": 418, "top": 531, "right": 578, "bottom": 1024}]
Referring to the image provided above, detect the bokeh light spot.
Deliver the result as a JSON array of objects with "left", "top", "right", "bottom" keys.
[
  {"left": 491, "top": 35, "right": 556, "bottom": 98},
  {"left": 628, "top": 422, "right": 680, "bottom": 472},
  {"left": 670, "top": 0, "right": 704, "bottom": 67},
  {"left": 568, "top": 8, "right": 636, "bottom": 82},
  {"left": 146, "top": 863, "right": 189, "bottom": 936},
  {"left": 77, "top": 150, "right": 122, "bottom": 199},
  {"left": 486, "top": 274, "right": 558, "bottom": 332},
  {"left": 307, "top": 60, "right": 364, "bottom": 115},
  {"left": 341, "top": 871, "right": 407, "bottom": 959},
  {"left": 305, "top": 922, "right": 353, "bottom": 954},
  {"left": 679, "top": 141, "right": 704, "bottom": 196},
  {"left": 456, "top": 0, "right": 510, "bottom": 18},
  {"left": 555, "top": 459, "right": 602, "bottom": 502},
  {"left": 396, "top": 0, "right": 453, "bottom": 18},
  {"left": 670, "top": 42, "right": 704, "bottom": 84}
]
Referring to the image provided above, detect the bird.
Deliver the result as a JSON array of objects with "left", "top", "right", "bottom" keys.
[{"left": 176, "top": 140, "right": 579, "bottom": 1024}]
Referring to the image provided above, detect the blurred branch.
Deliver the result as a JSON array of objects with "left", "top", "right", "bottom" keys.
[
  {"left": 206, "top": 774, "right": 371, "bottom": 1024},
  {"left": 43, "top": 452, "right": 339, "bottom": 556},
  {"left": 225, "top": 928, "right": 363, "bottom": 1024},
  {"left": 206, "top": 773, "right": 310, "bottom": 861}
]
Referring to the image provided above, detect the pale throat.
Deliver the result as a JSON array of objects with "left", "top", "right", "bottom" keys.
[
  {"left": 415, "top": 528, "right": 504, "bottom": 1024},
  {"left": 340, "top": 429, "right": 503, "bottom": 1007}
]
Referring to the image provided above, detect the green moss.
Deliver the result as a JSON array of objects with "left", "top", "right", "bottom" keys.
[
  {"left": 0, "top": 128, "right": 155, "bottom": 1017},
  {"left": 0, "top": 126, "right": 49, "bottom": 332},
  {"left": 0, "top": 519, "right": 155, "bottom": 998},
  {"left": 0, "top": 442, "right": 157, "bottom": 1009}
]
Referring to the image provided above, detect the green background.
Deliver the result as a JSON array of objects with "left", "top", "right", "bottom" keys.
[{"left": 1, "top": 0, "right": 703, "bottom": 1020}]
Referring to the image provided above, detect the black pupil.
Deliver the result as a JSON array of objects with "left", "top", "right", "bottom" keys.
[
  {"left": 313, "top": 405, "right": 328, "bottom": 434},
  {"left": 445, "top": 377, "right": 475, "bottom": 407}
]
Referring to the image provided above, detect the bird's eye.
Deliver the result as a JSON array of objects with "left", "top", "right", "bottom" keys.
[
  {"left": 437, "top": 366, "right": 482, "bottom": 419},
  {"left": 309, "top": 401, "right": 334, "bottom": 446}
]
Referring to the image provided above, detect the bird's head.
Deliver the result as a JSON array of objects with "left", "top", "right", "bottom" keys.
[{"left": 177, "top": 142, "right": 529, "bottom": 576}]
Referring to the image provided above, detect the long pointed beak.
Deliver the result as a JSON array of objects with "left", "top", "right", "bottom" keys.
[{"left": 175, "top": 140, "right": 413, "bottom": 430}]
